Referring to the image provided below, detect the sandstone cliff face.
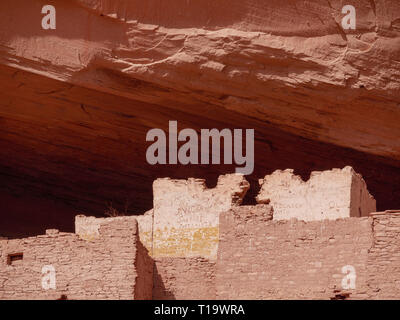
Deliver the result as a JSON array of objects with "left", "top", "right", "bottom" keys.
[
  {"left": 0, "top": 0, "right": 399, "bottom": 236},
  {"left": 2, "top": 0, "right": 399, "bottom": 155}
]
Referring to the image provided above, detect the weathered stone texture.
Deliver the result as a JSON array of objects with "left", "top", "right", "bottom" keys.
[
  {"left": 367, "top": 211, "right": 400, "bottom": 299},
  {"left": 152, "top": 174, "right": 249, "bottom": 259},
  {"left": 75, "top": 214, "right": 136, "bottom": 240},
  {"left": 153, "top": 257, "right": 216, "bottom": 300},
  {"left": 1, "top": 171, "right": 399, "bottom": 300},
  {"left": 257, "top": 166, "right": 376, "bottom": 221},
  {"left": 0, "top": 219, "right": 152, "bottom": 300},
  {"left": 216, "top": 206, "right": 400, "bottom": 299},
  {"left": 75, "top": 211, "right": 153, "bottom": 254},
  {"left": 217, "top": 205, "right": 373, "bottom": 299},
  {"left": 1, "top": 0, "right": 400, "bottom": 165},
  {"left": 135, "top": 238, "right": 154, "bottom": 300},
  {"left": 1, "top": 1, "right": 400, "bottom": 237}
]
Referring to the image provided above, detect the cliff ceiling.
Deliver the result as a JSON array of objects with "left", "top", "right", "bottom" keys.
[{"left": 0, "top": 0, "right": 399, "bottom": 236}]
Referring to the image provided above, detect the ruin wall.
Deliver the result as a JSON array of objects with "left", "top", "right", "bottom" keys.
[
  {"left": 0, "top": 219, "right": 152, "bottom": 300},
  {"left": 153, "top": 257, "right": 216, "bottom": 300},
  {"left": 1, "top": 169, "right": 398, "bottom": 300},
  {"left": 257, "top": 167, "right": 376, "bottom": 221},
  {"left": 367, "top": 211, "right": 400, "bottom": 299},
  {"left": 71, "top": 174, "right": 249, "bottom": 300},
  {"left": 152, "top": 174, "right": 249, "bottom": 260},
  {"left": 75, "top": 211, "right": 153, "bottom": 255},
  {"left": 216, "top": 206, "right": 400, "bottom": 299},
  {"left": 216, "top": 205, "right": 371, "bottom": 299}
]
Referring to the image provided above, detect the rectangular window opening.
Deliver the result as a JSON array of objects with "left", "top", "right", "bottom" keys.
[{"left": 7, "top": 253, "right": 23, "bottom": 265}]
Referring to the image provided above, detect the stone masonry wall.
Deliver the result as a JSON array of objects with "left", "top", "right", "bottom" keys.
[
  {"left": 153, "top": 257, "right": 216, "bottom": 300},
  {"left": 73, "top": 214, "right": 219, "bottom": 300},
  {"left": 1, "top": 169, "right": 399, "bottom": 300},
  {"left": 367, "top": 211, "right": 400, "bottom": 299},
  {"left": 75, "top": 211, "right": 153, "bottom": 255},
  {"left": 216, "top": 205, "right": 374, "bottom": 299},
  {"left": 148, "top": 174, "right": 248, "bottom": 299},
  {"left": 69, "top": 168, "right": 379, "bottom": 300},
  {"left": 73, "top": 174, "right": 248, "bottom": 300},
  {"left": 257, "top": 167, "right": 376, "bottom": 221},
  {"left": 152, "top": 174, "right": 249, "bottom": 260},
  {"left": 0, "top": 219, "right": 152, "bottom": 300},
  {"left": 135, "top": 239, "right": 154, "bottom": 299}
]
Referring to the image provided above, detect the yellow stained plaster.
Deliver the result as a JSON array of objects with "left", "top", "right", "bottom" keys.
[{"left": 152, "top": 226, "right": 219, "bottom": 259}]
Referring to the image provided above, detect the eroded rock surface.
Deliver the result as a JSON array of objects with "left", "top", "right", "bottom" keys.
[
  {"left": 2, "top": 0, "right": 399, "bottom": 156},
  {"left": 0, "top": 0, "right": 400, "bottom": 235}
]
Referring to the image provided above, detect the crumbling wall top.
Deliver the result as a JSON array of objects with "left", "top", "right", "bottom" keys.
[
  {"left": 75, "top": 214, "right": 139, "bottom": 240},
  {"left": 153, "top": 173, "right": 250, "bottom": 207},
  {"left": 256, "top": 166, "right": 376, "bottom": 221},
  {"left": 152, "top": 173, "right": 250, "bottom": 259}
]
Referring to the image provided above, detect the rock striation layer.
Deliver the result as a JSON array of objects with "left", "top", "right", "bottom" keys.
[{"left": 0, "top": 1, "right": 400, "bottom": 235}]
